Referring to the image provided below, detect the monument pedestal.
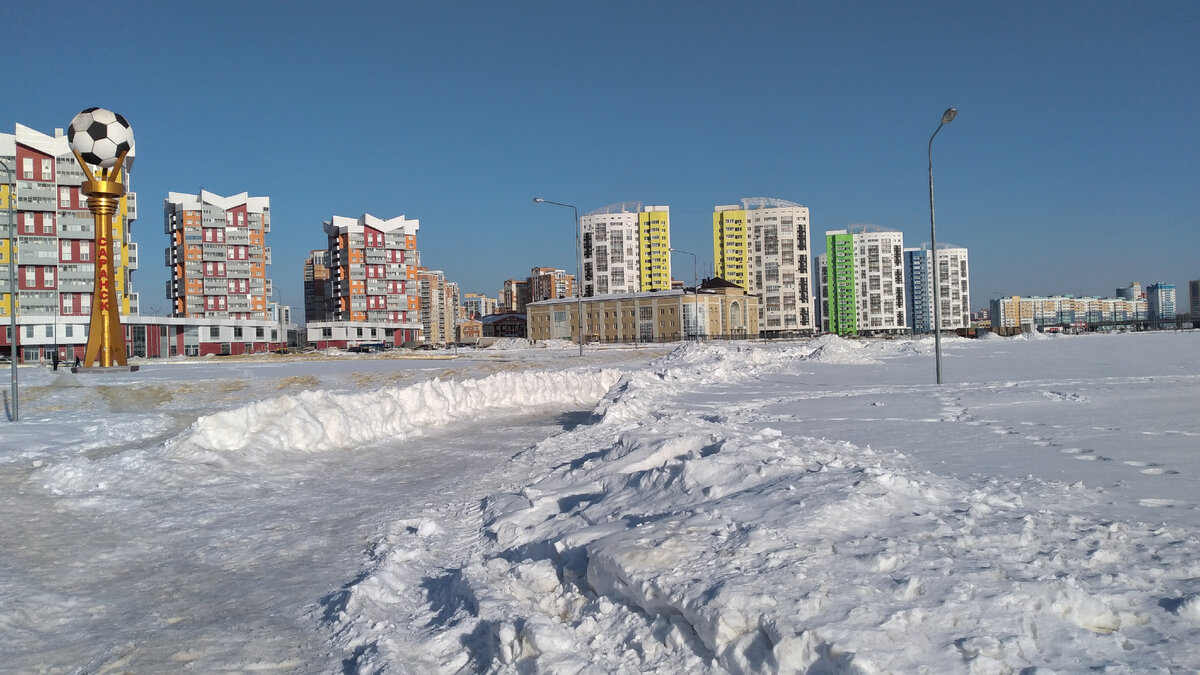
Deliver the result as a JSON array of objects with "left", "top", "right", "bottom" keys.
[{"left": 71, "top": 365, "right": 140, "bottom": 374}]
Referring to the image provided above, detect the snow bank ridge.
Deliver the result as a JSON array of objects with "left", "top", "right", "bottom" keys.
[{"left": 169, "top": 368, "right": 624, "bottom": 460}]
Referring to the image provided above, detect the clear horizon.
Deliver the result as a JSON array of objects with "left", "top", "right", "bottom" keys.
[{"left": 7, "top": 1, "right": 1198, "bottom": 314}]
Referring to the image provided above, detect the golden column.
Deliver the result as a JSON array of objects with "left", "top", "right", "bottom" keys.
[{"left": 68, "top": 108, "right": 134, "bottom": 369}]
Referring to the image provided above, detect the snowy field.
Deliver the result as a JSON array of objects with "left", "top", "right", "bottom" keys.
[{"left": 1, "top": 331, "right": 1198, "bottom": 673}]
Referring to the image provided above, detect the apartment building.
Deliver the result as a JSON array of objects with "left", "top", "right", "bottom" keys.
[
  {"left": 462, "top": 293, "right": 498, "bottom": 319},
  {"left": 165, "top": 190, "right": 271, "bottom": 320},
  {"left": 1190, "top": 280, "right": 1199, "bottom": 323},
  {"left": 989, "top": 295, "right": 1148, "bottom": 329},
  {"left": 1, "top": 123, "right": 139, "bottom": 361},
  {"left": 418, "top": 268, "right": 459, "bottom": 346},
  {"left": 713, "top": 198, "right": 815, "bottom": 336},
  {"left": 526, "top": 280, "right": 758, "bottom": 344},
  {"left": 303, "top": 249, "right": 331, "bottom": 323},
  {"left": 904, "top": 245, "right": 971, "bottom": 333},
  {"left": 579, "top": 202, "right": 671, "bottom": 296},
  {"left": 311, "top": 213, "right": 422, "bottom": 346},
  {"left": 1146, "top": 283, "right": 1176, "bottom": 320},
  {"left": 819, "top": 225, "right": 907, "bottom": 336},
  {"left": 500, "top": 278, "right": 529, "bottom": 313},
  {"left": 530, "top": 266, "right": 575, "bottom": 302},
  {"left": 713, "top": 205, "right": 748, "bottom": 289}
]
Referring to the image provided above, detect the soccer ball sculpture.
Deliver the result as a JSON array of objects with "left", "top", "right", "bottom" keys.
[{"left": 68, "top": 108, "right": 134, "bottom": 169}]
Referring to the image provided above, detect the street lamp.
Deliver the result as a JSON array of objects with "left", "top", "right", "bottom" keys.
[
  {"left": 669, "top": 247, "right": 698, "bottom": 338},
  {"left": 1, "top": 157, "right": 16, "bottom": 420},
  {"left": 533, "top": 197, "right": 584, "bottom": 356},
  {"left": 928, "top": 106, "right": 956, "bottom": 385}
]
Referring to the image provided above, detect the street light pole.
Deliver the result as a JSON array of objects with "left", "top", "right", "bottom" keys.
[
  {"left": 669, "top": 247, "right": 698, "bottom": 338},
  {"left": 1, "top": 157, "right": 16, "bottom": 421},
  {"left": 928, "top": 107, "right": 957, "bottom": 385},
  {"left": 533, "top": 198, "right": 584, "bottom": 356}
]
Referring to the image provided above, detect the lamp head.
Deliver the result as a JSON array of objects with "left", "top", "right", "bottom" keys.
[
  {"left": 941, "top": 108, "right": 958, "bottom": 125},
  {"left": 533, "top": 197, "right": 545, "bottom": 203}
]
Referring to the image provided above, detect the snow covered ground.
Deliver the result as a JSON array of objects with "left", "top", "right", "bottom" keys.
[{"left": 1, "top": 331, "right": 1197, "bottom": 672}]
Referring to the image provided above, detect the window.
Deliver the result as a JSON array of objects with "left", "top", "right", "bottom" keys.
[
  {"left": 25, "top": 267, "right": 35, "bottom": 286},
  {"left": 210, "top": 326, "right": 220, "bottom": 339},
  {"left": 60, "top": 187, "right": 71, "bottom": 207},
  {"left": 41, "top": 158, "right": 52, "bottom": 180},
  {"left": 43, "top": 213, "right": 54, "bottom": 234},
  {"left": 61, "top": 240, "right": 71, "bottom": 261},
  {"left": 22, "top": 157, "right": 33, "bottom": 179}
]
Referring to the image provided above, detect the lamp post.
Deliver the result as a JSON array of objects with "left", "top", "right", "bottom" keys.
[
  {"left": 669, "top": 247, "right": 698, "bottom": 338},
  {"left": 533, "top": 197, "right": 584, "bottom": 356},
  {"left": 1, "top": 157, "right": 16, "bottom": 420},
  {"left": 928, "top": 107, "right": 956, "bottom": 385}
]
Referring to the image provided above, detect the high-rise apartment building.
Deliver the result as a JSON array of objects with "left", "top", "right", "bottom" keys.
[
  {"left": 904, "top": 245, "right": 970, "bottom": 333},
  {"left": 1116, "top": 282, "right": 1143, "bottom": 301},
  {"left": 819, "top": 225, "right": 907, "bottom": 336},
  {"left": 322, "top": 213, "right": 421, "bottom": 336},
  {"left": 1189, "top": 280, "right": 1199, "bottom": 323},
  {"left": 165, "top": 190, "right": 270, "bottom": 320},
  {"left": 580, "top": 202, "right": 671, "bottom": 296},
  {"left": 529, "top": 267, "right": 575, "bottom": 302},
  {"left": 2, "top": 123, "right": 139, "bottom": 361},
  {"left": 638, "top": 206, "right": 672, "bottom": 292},
  {"left": 714, "top": 198, "right": 815, "bottom": 336},
  {"left": 712, "top": 205, "right": 748, "bottom": 289},
  {"left": 418, "top": 268, "right": 459, "bottom": 346},
  {"left": 462, "top": 293, "right": 498, "bottom": 319},
  {"left": 500, "top": 278, "right": 529, "bottom": 313},
  {"left": 1145, "top": 283, "right": 1176, "bottom": 320},
  {"left": 303, "top": 249, "right": 331, "bottom": 322}
]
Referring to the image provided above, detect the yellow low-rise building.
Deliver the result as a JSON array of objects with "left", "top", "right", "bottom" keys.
[{"left": 527, "top": 279, "right": 759, "bottom": 344}]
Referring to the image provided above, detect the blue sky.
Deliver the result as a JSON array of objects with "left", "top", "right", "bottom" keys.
[{"left": 7, "top": 1, "right": 1198, "bottom": 313}]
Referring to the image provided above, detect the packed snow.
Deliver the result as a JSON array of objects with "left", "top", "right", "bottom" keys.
[{"left": 1, "top": 332, "right": 1197, "bottom": 672}]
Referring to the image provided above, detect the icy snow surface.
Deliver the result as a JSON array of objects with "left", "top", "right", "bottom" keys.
[{"left": 1, "top": 333, "right": 1198, "bottom": 672}]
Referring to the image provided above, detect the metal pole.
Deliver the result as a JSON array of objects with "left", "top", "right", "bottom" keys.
[
  {"left": 1, "top": 158, "right": 16, "bottom": 420},
  {"left": 534, "top": 198, "right": 584, "bottom": 356},
  {"left": 928, "top": 107, "right": 956, "bottom": 385}
]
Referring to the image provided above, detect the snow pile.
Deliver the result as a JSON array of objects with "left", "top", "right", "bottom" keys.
[
  {"left": 328, "top": 338, "right": 1200, "bottom": 673},
  {"left": 168, "top": 368, "right": 623, "bottom": 463}
]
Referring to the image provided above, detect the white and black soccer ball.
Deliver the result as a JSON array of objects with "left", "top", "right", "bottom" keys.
[{"left": 68, "top": 107, "right": 134, "bottom": 169}]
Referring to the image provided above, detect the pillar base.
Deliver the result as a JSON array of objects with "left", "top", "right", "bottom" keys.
[{"left": 71, "top": 365, "right": 141, "bottom": 374}]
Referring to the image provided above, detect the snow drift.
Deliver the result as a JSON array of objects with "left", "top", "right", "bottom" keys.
[{"left": 168, "top": 368, "right": 624, "bottom": 462}]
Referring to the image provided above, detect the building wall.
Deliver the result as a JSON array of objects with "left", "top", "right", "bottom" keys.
[
  {"left": 165, "top": 190, "right": 270, "bottom": 320},
  {"left": 1, "top": 314, "right": 289, "bottom": 362},
  {"left": 527, "top": 289, "right": 759, "bottom": 343},
  {"left": 2, "top": 123, "right": 139, "bottom": 330},
  {"left": 1190, "top": 280, "right": 1200, "bottom": 320}
]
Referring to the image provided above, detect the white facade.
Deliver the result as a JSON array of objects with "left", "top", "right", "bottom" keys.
[
  {"left": 821, "top": 226, "right": 908, "bottom": 335},
  {"left": 744, "top": 199, "right": 814, "bottom": 335},
  {"left": 1146, "top": 283, "right": 1176, "bottom": 320},
  {"left": 580, "top": 203, "right": 641, "bottom": 297},
  {"left": 905, "top": 245, "right": 970, "bottom": 332}
]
